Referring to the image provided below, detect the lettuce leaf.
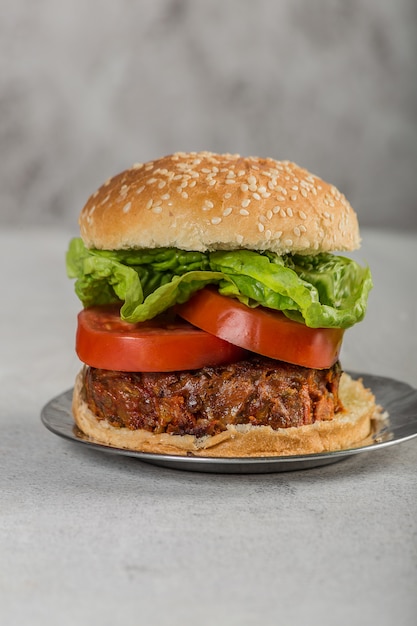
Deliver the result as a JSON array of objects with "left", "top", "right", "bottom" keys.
[
  {"left": 211, "top": 250, "right": 372, "bottom": 328},
  {"left": 66, "top": 238, "right": 372, "bottom": 328}
]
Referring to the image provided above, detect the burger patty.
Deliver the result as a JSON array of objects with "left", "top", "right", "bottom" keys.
[{"left": 83, "top": 357, "right": 343, "bottom": 438}]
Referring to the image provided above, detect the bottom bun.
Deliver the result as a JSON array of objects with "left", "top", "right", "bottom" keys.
[{"left": 72, "top": 370, "right": 385, "bottom": 457}]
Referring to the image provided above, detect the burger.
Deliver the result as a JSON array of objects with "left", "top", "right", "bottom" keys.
[{"left": 66, "top": 151, "right": 379, "bottom": 457}]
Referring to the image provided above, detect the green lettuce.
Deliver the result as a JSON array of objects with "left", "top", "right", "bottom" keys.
[{"left": 66, "top": 238, "right": 372, "bottom": 328}]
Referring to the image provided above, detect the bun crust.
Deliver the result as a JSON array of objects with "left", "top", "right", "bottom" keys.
[
  {"left": 72, "top": 371, "right": 382, "bottom": 457},
  {"left": 79, "top": 152, "right": 360, "bottom": 255}
]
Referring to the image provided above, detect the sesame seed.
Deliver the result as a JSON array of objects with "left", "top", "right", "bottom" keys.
[
  {"left": 132, "top": 162, "right": 143, "bottom": 169},
  {"left": 161, "top": 194, "right": 170, "bottom": 200},
  {"left": 299, "top": 210, "right": 307, "bottom": 219},
  {"left": 241, "top": 199, "right": 251, "bottom": 208},
  {"left": 280, "top": 208, "right": 287, "bottom": 217},
  {"left": 209, "top": 180, "right": 217, "bottom": 186},
  {"left": 181, "top": 192, "right": 188, "bottom": 199},
  {"left": 225, "top": 179, "right": 235, "bottom": 184},
  {"left": 257, "top": 186, "right": 267, "bottom": 193},
  {"left": 252, "top": 192, "right": 261, "bottom": 200},
  {"left": 136, "top": 185, "right": 145, "bottom": 194},
  {"left": 240, "top": 209, "right": 250, "bottom": 216},
  {"left": 286, "top": 207, "right": 293, "bottom": 217},
  {"left": 266, "top": 210, "right": 273, "bottom": 219},
  {"left": 223, "top": 207, "right": 233, "bottom": 216},
  {"left": 284, "top": 238, "right": 293, "bottom": 246},
  {"left": 224, "top": 192, "right": 232, "bottom": 199},
  {"left": 240, "top": 183, "right": 249, "bottom": 192},
  {"left": 258, "top": 222, "right": 265, "bottom": 232},
  {"left": 248, "top": 184, "right": 257, "bottom": 192},
  {"left": 152, "top": 206, "right": 162, "bottom": 214},
  {"left": 146, "top": 199, "right": 153, "bottom": 210},
  {"left": 122, "top": 202, "right": 131, "bottom": 213},
  {"left": 189, "top": 180, "right": 197, "bottom": 188},
  {"left": 147, "top": 178, "right": 157, "bottom": 185},
  {"left": 100, "top": 194, "right": 110, "bottom": 205},
  {"left": 211, "top": 217, "right": 222, "bottom": 225},
  {"left": 293, "top": 226, "right": 301, "bottom": 237},
  {"left": 300, "top": 188, "right": 308, "bottom": 198},
  {"left": 205, "top": 200, "right": 214, "bottom": 209},
  {"left": 265, "top": 229, "right": 272, "bottom": 240},
  {"left": 291, "top": 194, "right": 297, "bottom": 201},
  {"left": 247, "top": 175, "right": 257, "bottom": 185},
  {"left": 273, "top": 206, "right": 280, "bottom": 213}
]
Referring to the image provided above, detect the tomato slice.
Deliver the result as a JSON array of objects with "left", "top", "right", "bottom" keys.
[
  {"left": 76, "top": 305, "right": 248, "bottom": 372},
  {"left": 176, "top": 288, "right": 345, "bottom": 369}
]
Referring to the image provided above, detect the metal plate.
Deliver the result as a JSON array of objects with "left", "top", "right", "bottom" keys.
[{"left": 41, "top": 372, "right": 417, "bottom": 473}]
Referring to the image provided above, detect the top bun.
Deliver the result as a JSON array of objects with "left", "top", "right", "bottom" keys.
[{"left": 79, "top": 151, "right": 360, "bottom": 254}]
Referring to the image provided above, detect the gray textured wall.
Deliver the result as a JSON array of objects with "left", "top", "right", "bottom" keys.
[{"left": 1, "top": 0, "right": 416, "bottom": 230}]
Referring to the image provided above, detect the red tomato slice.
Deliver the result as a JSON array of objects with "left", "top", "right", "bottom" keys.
[
  {"left": 176, "top": 288, "right": 345, "bottom": 369},
  {"left": 76, "top": 305, "right": 247, "bottom": 372}
]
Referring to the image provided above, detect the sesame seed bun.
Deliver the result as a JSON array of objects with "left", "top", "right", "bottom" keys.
[
  {"left": 79, "top": 151, "right": 360, "bottom": 254},
  {"left": 72, "top": 370, "right": 383, "bottom": 457}
]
